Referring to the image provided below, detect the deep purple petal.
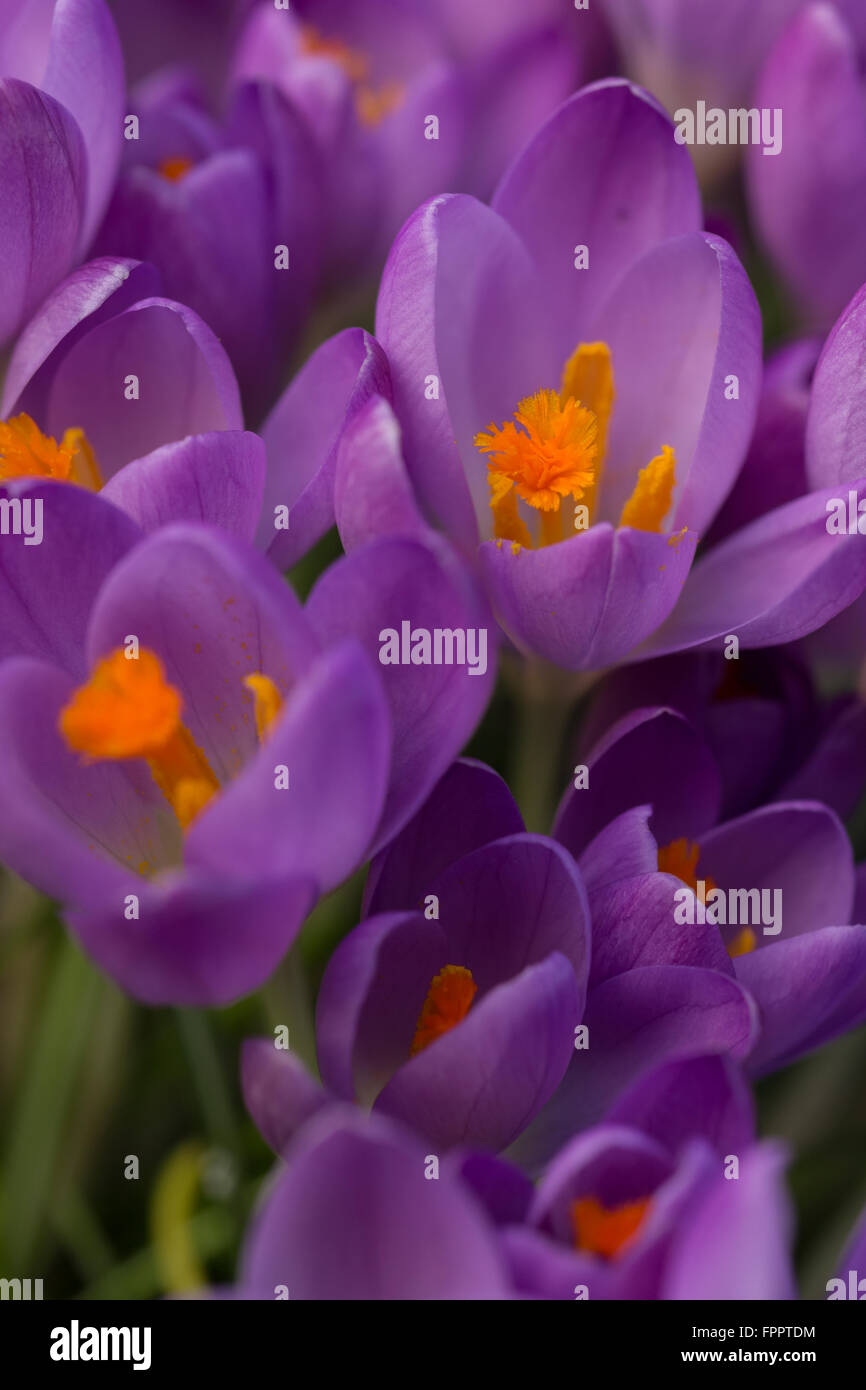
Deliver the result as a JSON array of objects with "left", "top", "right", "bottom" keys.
[
  {"left": 699, "top": 802, "right": 854, "bottom": 941},
  {"left": 588, "top": 871, "right": 733, "bottom": 986},
  {"left": 238, "top": 1110, "right": 509, "bottom": 1299},
  {"left": 241, "top": 1039, "right": 328, "bottom": 1156},
  {"left": 737, "top": 926, "right": 866, "bottom": 1075},
  {"left": 363, "top": 757, "right": 524, "bottom": 916},
  {"left": 554, "top": 707, "right": 722, "bottom": 859},
  {"left": 806, "top": 281, "right": 866, "bottom": 490},
  {"left": 605, "top": 1054, "right": 757, "bottom": 1157},
  {"left": 509, "top": 965, "right": 758, "bottom": 1170},
  {"left": 662, "top": 1142, "right": 796, "bottom": 1299},
  {"left": 334, "top": 394, "right": 429, "bottom": 553},
  {"left": 374, "top": 952, "right": 581, "bottom": 1152}
]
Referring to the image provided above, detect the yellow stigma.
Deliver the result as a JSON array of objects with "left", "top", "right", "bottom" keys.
[
  {"left": 243, "top": 673, "right": 283, "bottom": 740},
  {"left": 59, "top": 648, "right": 219, "bottom": 831},
  {"left": 619, "top": 445, "right": 676, "bottom": 532},
  {"left": 728, "top": 926, "right": 757, "bottom": 958},
  {"left": 0, "top": 414, "right": 102, "bottom": 489},
  {"left": 298, "top": 24, "right": 403, "bottom": 127},
  {"left": 570, "top": 1196, "right": 651, "bottom": 1260},
  {"left": 158, "top": 155, "right": 195, "bottom": 182},
  {"left": 410, "top": 965, "right": 477, "bottom": 1057}
]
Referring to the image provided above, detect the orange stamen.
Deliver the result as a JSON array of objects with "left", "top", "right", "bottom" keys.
[
  {"left": 410, "top": 965, "right": 477, "bottom": 1056},
  {"left": 571, "top": 1196, "right": 652, "bottom": 1259},
  {"left": 0, "top": 415, "right": 102, "bottom": 490},
  {"left": 158, "top": 155, "right": 195, "bottom": 182},
  {"left": 619, "top": 445, "right": 676, "bottom": 531}
]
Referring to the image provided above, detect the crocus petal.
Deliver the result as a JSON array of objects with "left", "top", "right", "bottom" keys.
[
  {"left": 509, "top": 965, "right": 758, "bottom": 1170},
  {"left": 805, "top": 281, "right": 866, "bottom": 490},
  {"left": 554, "top": 707, "right": 722, "bottom": 859},
  {"left": 0, "top": 78, "right": 86, "bottom": 345},
  {"left": 39, "top": 298, "right": 243, "bottom": 474},
  {"left": 446, "top": 1151, "right": 533, "bottom": 1228},
  {"left": 605, "top": 1054, "right": 757, "bottom": 1157},
  {"left": 748, "top": 4, "right": 866, "bottom": 328},
  {"left": 334, "top": 394, "right": 429, "bottom": 553},
  {"left": 317, "top": 910, "right": 447, "bottom": 1104},
  {"left": 1, "top": 258, "right": 161, "bottom": 419},
  {"left": 71, "top": 868, "right": 317, "bottom": 1007},
  {"left": 239, "top": 1110, "right": 509, "bottom": 1299},
  {"left": 662, "top": 1142, "right": 796, "bottom": 1299},
  {"left": 776, "top": 698, "right": 866, "bottom": 821},
  {"left": 636, "top": 479, "right": 866, "bottom": 655},
  {"left": 374, "top": 951, "right": 581, "bottom": 1152},
  {"left": 257, "top": 329, "right": 392, "bottom": 568},
  {"left": 187, "top": 641, "right": 391, "bottom": 895},
  {"left": 0, "top": 481, "right": 140, "bottom": 675},
  {"left": 492, "top": 79, "right": 701, "bottom": 360},
  {"left": 102, "top": 431, "right": 266, "bottom": 539},
  {"left": 577, "top": 805, "right": 658, "bottom": 895},
  {"left": 589, "top": 233, "right": 761, "bottom": 535},
  {"left": 480, "top": 521, "right": 697, "bottom": 671},
  {"left": 306, "top": 533, "right": 497, "bottom": 852},
  {"left": 587, "top": 872, "right": 733, "bottom": 986},
  {"left": 462, "top": 25, "right": 581, "bottom": 201},
  {"left": 38, "top": 0, "right": 125, "bottom": 247},
  {"left": 736, "top": 926, "right": 866, "bottom": 1075},
  {"left": 427, "top": 834, "right": 590, "bottom": 1001},
  {"left": 84, "top": 523, "right": 321, "bottom": 777},
  {"left": 96, "top": 151, "right": 278, "bottom": 414},
  {"left": 698, "top": 802, "right": 854, "bottom": 939},
  {"left": 375, "top": 193, "right": 555, "bottom": 549},
  {"left": 0, "top": 657, "right": 156, "bottom": 907},
  {"left": 363, "top": 757, "right": 524, "bottom": 917},
  {"left": 241, "top": 1039, "right": 328, "bottom": 1156}
]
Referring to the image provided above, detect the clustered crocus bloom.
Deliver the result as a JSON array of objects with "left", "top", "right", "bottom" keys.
[{"left": 2, "top": 0, "right": 866, "bottom": 1310}]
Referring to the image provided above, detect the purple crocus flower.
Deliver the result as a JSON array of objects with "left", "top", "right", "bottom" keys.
[
  {"left": 0, "top": 485, "right": 495, "bottom": 1004},
  {"left": 228, "top": 1108, "right": 511, "bottom": 1300},
  {"left": 231, "top": 0, "right": 592, "bottom": 276},
  {"left": 578, "top": 646, "right": 866, "bottom": 825},
  {"left": 502, "top": 1055, "right": 796, "bottom": 1300},
  {"left": 93, "top": 67, "right": 323, "bottom": 416},
  {"left": 354, "top": 80, "right": 763, "bottom": 670},
  {"left": 242, "top": 758, "right": 756, "bottom": 1157},
  {"left": 748, "top": 1, "right": 866, "bottom": 328},
  {"left": 547, "top": 703, "right": 866, "bottom": 1090},
  {"left": 0, "top": 0, "right": 124, "bottom": 343}
]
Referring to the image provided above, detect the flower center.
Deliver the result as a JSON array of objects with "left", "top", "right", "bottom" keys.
[
  {"left": 410, "top": 965, "right": 477, "bottom": 1056},
  {"left": 59, "top": 648, "right": 283, "bottom": 835},
  {"left": 158, "top": 155, "right": 195, "bottom": 182},
  {"left": 570, "top": 1195, "right": 652, "bottom": 1260},
  {"left": 298, "top": 24, "right": 404, "bottom": 127},
  {"left": 658, "top": 837, "right": 756, "bottom": 958},
  {"left": 475, "top": 342, "right": 676, "bottom": 549},
  {"left": 0, "top": 414, "right": 102, "bottom": 490}
]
